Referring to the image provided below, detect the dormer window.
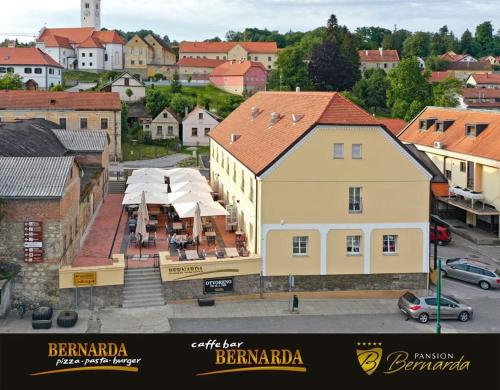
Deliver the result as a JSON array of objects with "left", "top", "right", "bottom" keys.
[
  {"left": 466, "top": 123, "right": 488, "bottom": 137},
  {"left": 419, "top": 118, "right": 437, "bottom": 131},
  {"left": 465, "top": 124, "right": 476, "bottom": 137},
  {"left": 436, "top": 120, "right": 454, "bottom": 132}
]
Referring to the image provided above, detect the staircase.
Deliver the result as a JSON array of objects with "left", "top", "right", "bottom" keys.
[
  {"left": 108, "top": 180, "right": 126, "bottom": 194},
  {"left": 122, "top": 268, "right": 165, "bottom": 308}
]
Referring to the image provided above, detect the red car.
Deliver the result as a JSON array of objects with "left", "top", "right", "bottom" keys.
[{"left": 430, "top": 225, "right": 452, "bottom": 245}]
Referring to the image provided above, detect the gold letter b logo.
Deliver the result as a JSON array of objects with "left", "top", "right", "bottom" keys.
[{"left": 356, "top": 347, "right": 382, "bottom": 375}]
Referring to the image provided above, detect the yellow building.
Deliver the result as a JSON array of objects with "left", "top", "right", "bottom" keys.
[
  {"left": 209, "top": 92, "right": 432, "bottom": 290},
  {"left": 399, "top": 107, "right": 500, "bottom": 238},
  {"left": 179, "top": 41, "right": 278, "bottom": 70},
  {"left": 125, "top": 34, "right": 176, "bottom": 79}
]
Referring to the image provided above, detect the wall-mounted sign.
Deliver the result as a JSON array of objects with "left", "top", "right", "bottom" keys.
[
  {"left": 203, "top": 278, "right": 234, "bottom": 294},
  {"left": 74, "top": 272, "right": 97, "bottom": 287},
  {"left": 23, "top": 222, "right": 43, "bottom": 262}
]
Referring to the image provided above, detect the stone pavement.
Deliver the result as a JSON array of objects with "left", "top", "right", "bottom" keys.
[
  {"left": 98, "top": 306, "right": 171, "bottom": 333},
  {"left": 0, "top": 309, "right": 92, "bottom": 333},
  {"left": 109, "top": 154, "right": 190, "bottom": 172},
  {"left": 165, "top": 298, "right": 401, "bottom": 319}
]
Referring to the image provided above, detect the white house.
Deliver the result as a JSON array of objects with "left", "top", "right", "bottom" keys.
[
  {"left": 182, "top": 107, "right": 221, "bottom": 146},
  {"left": 101, "top": 72, "right": 145, "bottom": 102},
  {"left": 145, "top": 107, "right": 181, "bottom": 140},
  {"left": 0, "top": 47, "right": 63, "bottom": 90}
]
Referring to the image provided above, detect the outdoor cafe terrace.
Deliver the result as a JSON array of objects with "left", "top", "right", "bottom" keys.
[{"left": 73, "top": 192, "right": 250, "bottom": 269}]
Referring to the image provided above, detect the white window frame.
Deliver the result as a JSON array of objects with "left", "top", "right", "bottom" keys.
[
  {"left": 383, "top": 235, "right": 398, "bottom": 255},
  {"left": 352, "top": 144, "right": 362, "bottom": 159},
  {"left": 333, "top": 143, "right": 344, "bottom": 159},
  {"left": 346, "top": 235, "right": 361, "bottom": 255},
  {"left": 349, "top": 187, "right": 362, "bottom": 213},
  {"left": 292, "top": 236, "right": 308, "bottom": 256}
]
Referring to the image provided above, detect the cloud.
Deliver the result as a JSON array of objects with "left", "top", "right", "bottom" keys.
[{"left": 1, "top": 0, "right": 497, "bottom": 42}]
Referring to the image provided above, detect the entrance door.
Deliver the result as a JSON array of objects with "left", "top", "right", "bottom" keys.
[{"left": 467, "top": 161, "right": 474, "bottom": 189}]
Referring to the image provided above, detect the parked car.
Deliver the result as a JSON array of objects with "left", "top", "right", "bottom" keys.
[
  {"left": 430, "top": 225, "right": 451, "bottom": 245},
  {"left": 398, "top": 291, "right": 473, "bottom": 324},
  {"left": 442, "top": 258, "right": 500, "bottom": 290}
]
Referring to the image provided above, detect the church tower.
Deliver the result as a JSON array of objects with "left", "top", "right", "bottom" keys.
[{"left": 81, "top": 0, "right": 101, "bottom": 30}]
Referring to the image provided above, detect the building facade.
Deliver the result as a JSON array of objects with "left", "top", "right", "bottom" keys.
[
  {"left": 0, "top": 48, "right": 63, "bottom": 90},
  {"left": 0, "top": 91, "right": 122, "bottom": 160},
  {"left": 398, "top": 107, "right": 500, "bottom": 237},
  {"left": 81, "top": 0, "right": 101, "bottom": 30},
  {"left": 144, "top": 107, "right": 180, "bottom": 140},
  {"left": 209, "top": 60, "right": 268, "bottom": 95},
  {"left": 0, "top": 119, "right": 109, "bottom": 306},
  {"left": 179, "top": 41, "right": 278, "bottom": 70},
  {"left": 36, "top": 28, "right": 125, "bottom": 71},
  {"left": 209, "top": 92, "right": 432, "bottom": 289},
  {"left": 177, "top": 58, "right": 226, "bottom": 80},
  {"left": 359, "top": 48, "right": 400, "bottom": 74},
  {"left": 458, "top": 88, "right": 500, "bottom": 110},
  {"left": 182, "top": 106, "right": 221, "bottom": 146},
  {"left": 101, "top": 72, "right": 146, "bottom": 102},
  {"left": 466, "top": 73, "right": 500, "bottom": 89},
  {"left": 125, "top": 34, "right": 176, "bottom": 80}
]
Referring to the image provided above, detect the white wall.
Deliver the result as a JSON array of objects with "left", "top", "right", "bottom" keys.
[
  {"left": 105, "top": 44, "right": 124, "bottom": 71},
  {"left": 182, "top": 107, "right": 220, "bottom": 146},
  {"left": 78, "top": 48, "right": 104, "bottom": 71},
  {"left": 0, "top": 65, "right": 62, "bottom": 89}
]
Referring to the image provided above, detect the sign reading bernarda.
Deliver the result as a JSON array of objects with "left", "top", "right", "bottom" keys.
[{"left": 168, "top": 265, "right": 203, "bottom": 275}]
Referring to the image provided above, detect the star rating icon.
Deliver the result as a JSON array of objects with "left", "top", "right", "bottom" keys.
[{"left": 357, "top": 342, "right": 382, "bottom": 346}]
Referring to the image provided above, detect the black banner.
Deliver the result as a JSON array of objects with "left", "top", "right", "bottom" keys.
[
  {"left": 203, "top": 278, "right": 234, "bottom": 294},
  {"left": 0, "top": 334, "right": 499, "bottom": 390}
]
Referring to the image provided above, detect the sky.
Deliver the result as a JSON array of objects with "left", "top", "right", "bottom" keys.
[{"left": 1, "top": 0, "right": 499, "bottom": 43}]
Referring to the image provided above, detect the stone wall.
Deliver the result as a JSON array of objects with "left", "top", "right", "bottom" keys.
[
  {"left": 163, "top": 273, "right": 427, "bottom": 301},
  {"left": 59, "top": 285, "right": 123, "bottom": 309}
]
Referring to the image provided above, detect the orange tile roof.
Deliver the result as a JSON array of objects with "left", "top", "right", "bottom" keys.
[
  {"left": 38, "top": 27, "right": 126, "bottom": 46},
  {"left": 78, "top": 36, "right": 104, "bottom": 49},
  {"left": 398, "top": 107, "right": 500, "bottom": 161},
  {"left": 359, "top": 49, "right": 399, "bottom": 62},
  {"left": 468, "top": 73, "right": 500, "bottom": 85},
  {"left": 209, "top": 92, "right": 381, "bottom": 174},
  {"left": 448, "top": 61, "right": 491, "bottom": 71},
  {"left": 0, "top": 48, "right": 62, "bottom": 68},
  {"left": 177, "top": 57, "right": 227, "bottom": 68},
  {"left": 0, "top": 91, "right": 121, "bottom": 111},
  {"left": 44, "top": 35, "right": 72, "bottom": 49},
  {"left": 210, "top": 61, "right": 266, "bottom": 77},
  {"left": 179, "top": 41, "right": 278, "bottom": 54},
  {"left": 378, "top": 118, "right": 408, "bottom": 136},
  {"left": 462, "top": 88, "right": 500, "bottom": 99},
  {"left": 429, "top": 71, "right": 453, "bottom": 83},
  {"left": 440, "top": 51, "right": 467, "bottom": 62},
  {"left": 92, "top": 31, "right": 127, "bottom": 45},
  {"left": 38, "top": 27, "right": 94, "bottom": 44}
]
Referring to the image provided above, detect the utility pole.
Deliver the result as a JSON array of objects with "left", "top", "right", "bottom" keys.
[{"left": 436, "top": 258, "right": 442, "bottom": 334}]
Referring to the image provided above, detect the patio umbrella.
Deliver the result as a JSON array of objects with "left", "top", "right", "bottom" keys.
[
  {"left": 169, "top": 191, "right": 213, "bottom": 205},
  {"left": 125, "top": 183, "right": 169, "bottom": 194},
  {"left": 165, "top": 168, "right": 200, "bottom": 177},
  {"left": 126, "top": 174, "right": 165, "bottom": 185},
  {"left": 192, "top": 202, "right": 203, "bottom": 250},
  {"left": 132, "top": 168, "right": 170, "bottom": 176},
  {"left": 122, "top": 191, "right": 170, "bottom": 205},
  {"left": 174, "top": 201, "right": 230, "bottom": 218},
  {"left": 135, "top": 191, "right": 149, "bottom": 255},
  {"left": 169, "top": 174, "right": 207, "bottom": 185},
  {"left": 169, "top": 181, "right": 213, "bottom": 193}
]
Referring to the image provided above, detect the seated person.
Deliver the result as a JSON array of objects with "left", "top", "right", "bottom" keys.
[
  {"left": 186, "top": 233, "right": 193, "bottom": 245},
  {"left": 170, "top": 233, "right": 178, "bottom": 248}
]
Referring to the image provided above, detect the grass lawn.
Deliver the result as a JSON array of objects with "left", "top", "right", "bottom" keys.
[
  {"left": 122, "top": 143, "right": 172, "bottom": 161},
  {"left": 63, "top": 70, "right": 101, "bottom": 84},
  {"left": 180, "top": 145, "right": 209, "bottom": 156}
]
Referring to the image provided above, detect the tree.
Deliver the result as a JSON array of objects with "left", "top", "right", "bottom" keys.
[
  {"left": 387, "top": 57, "right": 432, "bottom": 121},
  {"left": 170, "top": 70, "right": 182, "bottom": 93},
  {"left": 0, "top": 73, "right": 23, "bottom": 90},
  {"left": 382, "top": 29, "right": 412, "bottom": 56},
  {"left": 425, "top": 56, "right": 449, "bottom": 71},
  {"left": 402, "top": 32, "right": 431, "bottom": 57},
  {"left": 352, "top": 68, "right": 390, "bottom": 112},
  {"left": 146, "top": 88, "right": 170, "bottom": 118},
  {"left": 355, "top": 26, "right": 392, "bottom": 49},
  {"left": 125, "top": 88, "right": 134, "bottom": 100},
  {"left": 269, "top": 45, "right": 312, "bottom": 90},
  {"left": 170, "top": 94, "right": 195, "bottom": 118},
  {"left": 121, "top": 101, "right": 129, "bottom": 139},
  {"left": 204, "top": 36, "right": 222, "bottom": 42},
  {"left": 153, "top": 73, "right": 165, "bottom": 81},
  {"left": 475, "top": 21, "right": 495, "bottom": 56},
  {"left": 432, "top": 77, "right": 462, "bottom": 107},
  {"left": 459, "top": 29, "right": 479, "bottom": 56},
  {"left": 308, "top": 14, "right": 360, "bottom": 91},
  {"left": 341, "top": 91, "right": 367, "bottom": 110},
  {"left": 50, "top": 84, "right": 64, "bottom": 91}
]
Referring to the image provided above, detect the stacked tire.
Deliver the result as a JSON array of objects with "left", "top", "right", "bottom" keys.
[
  {"left": 32, "top": 307, "right": 53, "bottom": 330},
  {"left": 57, "top": 311, "right": 78, "bottom": 328}
]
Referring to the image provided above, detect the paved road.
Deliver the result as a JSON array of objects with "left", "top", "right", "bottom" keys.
[{"left": 109, "top": 154, "right": 190, "bottom": 171}]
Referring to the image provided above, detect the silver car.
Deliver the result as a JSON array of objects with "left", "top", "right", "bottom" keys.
[
  {"left": 442, "top": 258, "right": 500, "bottom": 290},
  {"left": 398, "top": 291, "right": 473, "bottom": 324}
]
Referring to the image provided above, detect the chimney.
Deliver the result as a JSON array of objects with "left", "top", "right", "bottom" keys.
[
  {"left": 291, "top": 113, "right": 304, "bottom": 124},
  {"left": 365, "top": 49, "right": 368, "bottom": 56},
  {"left": 269, "top": 112, "right": 281, "bottom": 127},
  {"left": 296, "top": 86, "right": 300, "bottom": 92},
  {"left": 250, "top": 106, "right": 259, "bottom": 120},
  {"left": 379, "top": 47, "right": 383, "bottom": 56}
]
